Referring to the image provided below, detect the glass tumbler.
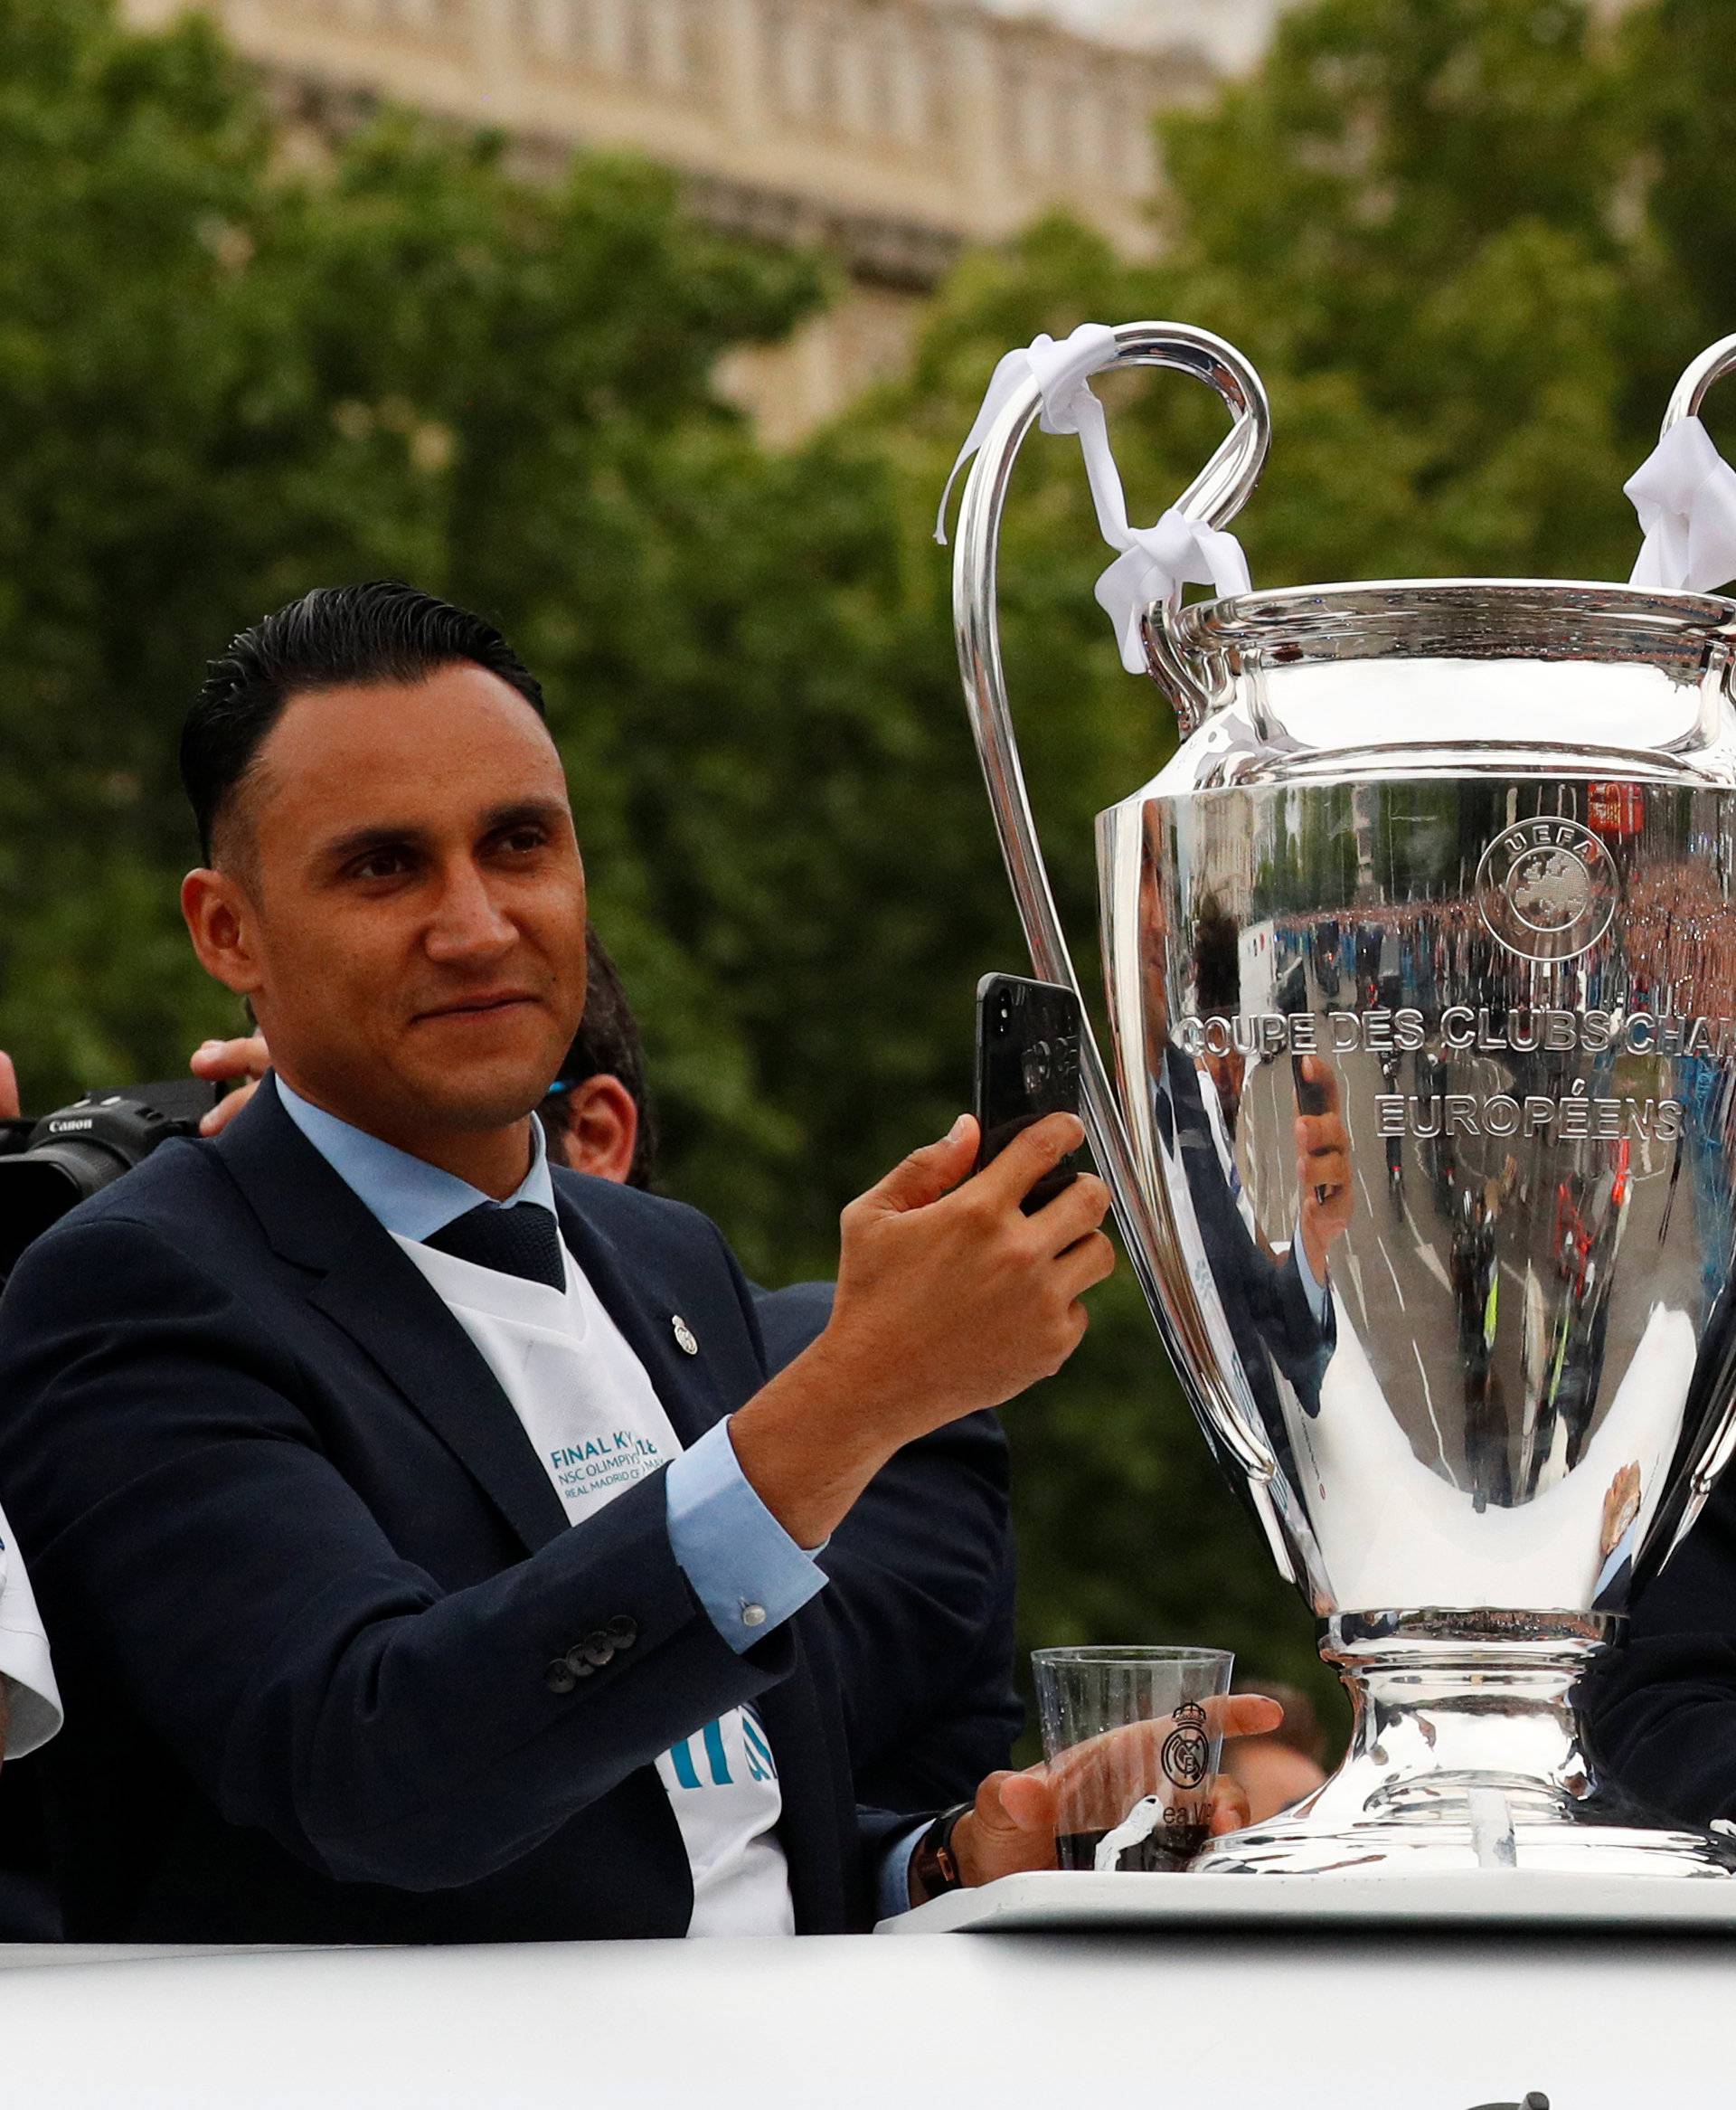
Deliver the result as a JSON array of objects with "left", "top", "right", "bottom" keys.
[{"left": 1032, "top": 1645, "right": 1234, "bottom": 1872}]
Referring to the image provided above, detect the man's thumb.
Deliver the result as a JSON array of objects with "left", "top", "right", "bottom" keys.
[
  {"left": 866, "top": 1115, "right": 978, "bottom": 1216},
  {"left": 0, "top": 1051, "right": 19, "bottom": 1124}
]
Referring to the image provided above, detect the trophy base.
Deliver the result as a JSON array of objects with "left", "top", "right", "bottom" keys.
[{"left": 1193, "top": 1610, "right": 1736, "bottom": 1879}]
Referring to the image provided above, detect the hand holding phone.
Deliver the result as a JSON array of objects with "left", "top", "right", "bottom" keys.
[{"left": 975, "top": 973, "right": 1084, "bottom": 1214}]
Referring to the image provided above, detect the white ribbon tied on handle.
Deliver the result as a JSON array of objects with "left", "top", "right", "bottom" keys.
[
  {"left": 1626, "top": 415, "right": 1736, "bottom": 594},
  {"left": 935, "top": 323, "right": 1251, "bottom": 674}
]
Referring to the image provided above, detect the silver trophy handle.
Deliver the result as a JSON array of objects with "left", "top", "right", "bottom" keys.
[
  {"left": 952, "top": 322, "right": 1275, "bottom": 1481},
  {"left": 1661, "top": 332, "right": 1736, "bottom": 431},
  {"left": 1646, "top": 330, "right": 1736, "bottom": 1573}
]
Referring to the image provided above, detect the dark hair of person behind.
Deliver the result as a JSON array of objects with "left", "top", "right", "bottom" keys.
[
  {"left": 541, "top": 928, "right": 660, "bottom": 1191},
  {"left": 180, "top": 582, "right": 547, "bottom": 862},
  {"left": 1192, "top": 893, "right": 1242, "bottom": 1017},
  {"left": 1233, "top": 1676, "right": 1328, "bottom": 1763}
]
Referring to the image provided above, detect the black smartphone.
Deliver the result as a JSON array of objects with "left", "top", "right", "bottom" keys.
[{"left": 975, "top": 972, "right": 1083, "bottom": 1215}]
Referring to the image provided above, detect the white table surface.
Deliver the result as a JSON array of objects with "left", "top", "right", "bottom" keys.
[
  {"left": 883, "top": 1865, "right": 1736, "bottom": 1933},
  {"left": 0, "top": 1902, "right": 1728, "bottom": 2107}
]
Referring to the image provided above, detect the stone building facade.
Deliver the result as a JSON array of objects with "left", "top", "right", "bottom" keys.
[{"left": 121, "top": 1, "right": 1246, "bottom": 435}]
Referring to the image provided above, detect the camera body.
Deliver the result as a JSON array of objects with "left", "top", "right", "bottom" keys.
[{"left": 0, "top": 1079, "right": 220, "bottom": 1280}]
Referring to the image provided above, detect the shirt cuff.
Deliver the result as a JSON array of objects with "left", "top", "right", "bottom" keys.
[
  {"left": 877, "top": 1821, "right": 930, "bottom": 1923},
  {"left": 1291, "top": 1213, "right": 1331, "bottom": 1326},
  {"left": 665, "top": 1419, "right": 827, "bottom": 1653}
]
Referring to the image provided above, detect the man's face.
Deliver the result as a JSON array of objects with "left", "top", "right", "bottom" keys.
[{"left": 221, "top": 665, "right": 588, "bottom": 1146}]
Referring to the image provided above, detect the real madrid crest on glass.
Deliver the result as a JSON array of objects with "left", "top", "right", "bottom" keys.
[{"left": 671, "top": 1314, "right": 698, "bottom": 1357}]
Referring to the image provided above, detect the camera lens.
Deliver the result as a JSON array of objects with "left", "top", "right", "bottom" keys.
[
  {"left": 0, "top": 1141, "right": 125, "bottom": 1278},
  {"left": 1022, "top": 1041, "right": 1052, "bottom": 1095}
]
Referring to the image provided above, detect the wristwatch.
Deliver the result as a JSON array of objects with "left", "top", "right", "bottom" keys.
[{"left": 909, "top": 1801, "right": 973, "bottom": 1903}]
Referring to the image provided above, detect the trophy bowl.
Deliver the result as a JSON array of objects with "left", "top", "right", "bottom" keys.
[{"left": 954, "top": 322, "right": 1736, "bottom": 1876}]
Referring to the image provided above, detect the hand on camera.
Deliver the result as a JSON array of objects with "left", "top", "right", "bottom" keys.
[
  {"left": 0, "top": 1052, "right": 18, "bottom": 1123},
  {"left": 935, "top": 1693, "right": 1286, "bottom": 1897},
  {"left": 190, "top": 1033, "right": 271, "bottom": 1135},
  {"left": 730, "top": 1112, "right": 1113, "bottom": 1547}
]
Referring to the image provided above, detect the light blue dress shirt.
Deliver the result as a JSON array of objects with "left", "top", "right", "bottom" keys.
[{"left": 274, "top": 1079, "right": 826, "bottom": 1653}]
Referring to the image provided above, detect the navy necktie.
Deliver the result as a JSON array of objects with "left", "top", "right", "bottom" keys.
[{"left": 425, "top": 1202, "right": 565, "bottom": 1291}]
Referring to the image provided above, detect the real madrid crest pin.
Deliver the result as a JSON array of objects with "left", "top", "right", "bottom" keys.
[{"left": 672, "top": 1314, "right": 698, "bottom": 1356}]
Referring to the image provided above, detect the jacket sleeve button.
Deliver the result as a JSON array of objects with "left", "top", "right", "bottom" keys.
[
  {"left": 563, "top": 1647, "right": 599, "bottom": 1679},
  {"left": 605, "top": 1616, "right": 638, "bottom": 1650},
  {"left": 545, "top": 1658, "right": 578, "bottom": 1695},
  {"left": 580, "top": 1633, "right": 615, "bottom": 1668}
]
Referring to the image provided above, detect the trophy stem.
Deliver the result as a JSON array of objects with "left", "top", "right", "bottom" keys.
[{"left": 1194, "top": 1611, "right": 1736, "bottom": 1878}]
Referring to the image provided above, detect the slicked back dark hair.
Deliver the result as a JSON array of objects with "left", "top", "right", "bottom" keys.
[{"left": 181, "top": 582, "right": 547, "bottom": 863}]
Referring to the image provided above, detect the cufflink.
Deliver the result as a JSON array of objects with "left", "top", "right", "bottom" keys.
[
  {"left": 672, "top": 1314, "right": 698, "bottom": 1355},
  {"left": 740, "top": 1601, "right": 768, "bottom": 1629}
]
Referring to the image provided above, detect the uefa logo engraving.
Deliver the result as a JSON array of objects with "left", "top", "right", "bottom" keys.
[{"left": 1476, "top": 818, "right": 1618, "bottom": 962}]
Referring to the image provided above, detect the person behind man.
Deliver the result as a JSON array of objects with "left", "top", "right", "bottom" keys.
[
  {"left": 0, "top": 582, "right": 1270, "bottom": 1943},
  {"left": 1221, "top": 1678, "right": 1328, "bottom": 1826},
  {"left": 538, "top": 932, "right": 1022, "bottom": 1812}
]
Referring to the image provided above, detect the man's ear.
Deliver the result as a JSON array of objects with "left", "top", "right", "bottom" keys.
[
  {"left": 181, "top": 868, "right": 266, "bottom": 1001},
  {"left": 561, "top": 1074, "right": 640, "bottom": 1185}
]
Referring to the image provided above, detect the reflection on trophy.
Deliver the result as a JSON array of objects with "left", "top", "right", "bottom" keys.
[{"left": 951, "top": 320, "right": 1736, "bottom": 1876}]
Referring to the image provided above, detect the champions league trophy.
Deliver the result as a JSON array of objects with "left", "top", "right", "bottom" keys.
[{"left": 947, "top": 320, "right": 1736, "bottom": 1877}]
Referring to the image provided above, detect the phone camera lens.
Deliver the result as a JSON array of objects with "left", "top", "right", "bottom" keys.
[{"left": 1022, "top": 1041, "right": 1052, "bottom": 1094}]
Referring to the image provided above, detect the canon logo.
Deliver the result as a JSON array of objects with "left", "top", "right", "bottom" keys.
[{"left": 47, "top": 1118, "right": 94, "bottom": 1133}]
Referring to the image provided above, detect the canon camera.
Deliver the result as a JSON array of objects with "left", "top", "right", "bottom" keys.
[{"left": 0, "top": 1080, "right": 220, "bottom": 1282}]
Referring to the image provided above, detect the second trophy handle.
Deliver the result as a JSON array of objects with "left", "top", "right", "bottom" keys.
[
  {"left": 1646, "top": 326, "right": 1736, "bottom": 1577},
  {"left": 951, "top": 321, "right": 1280, "bottom": 1487},
  {"left": 1661, "top": 331, "right": 1736, "bottom": 431}
]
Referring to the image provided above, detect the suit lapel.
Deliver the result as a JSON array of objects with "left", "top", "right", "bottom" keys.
[
  {"left": 549, "top": 1183, "right": 735, "bottom": 1452},
  {"left": 550, "top": 1182, "right": 855, "bottom": 1924},
  {"left": 307, "top": 1239, "right": 571, "bottom": 1554},
  {"left": 217, "top": 1080, "right": 569, "bottom": 1556}
]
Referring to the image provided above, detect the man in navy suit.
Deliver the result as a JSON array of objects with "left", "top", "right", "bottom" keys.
[
  {"left": 152, "top": 921, "right": 1023, "bottom": 1824},
  {"left": 0, "top": 582, "right": 1142, "bottom": 1941}
]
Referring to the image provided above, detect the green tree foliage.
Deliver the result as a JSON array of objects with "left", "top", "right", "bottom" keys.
[
  {"left": 0, "top": 0, "right": 821, "bottom": 1126},
  {"left": 5, "top": 0, "right": 1735, "bottom": 1754}
]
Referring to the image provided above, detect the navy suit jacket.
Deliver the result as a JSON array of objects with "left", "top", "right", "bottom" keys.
[
  {"left": 0, "top": 1080, "right": 898, "bottom": 1942},
  {"left": 1586, "top": 1463, "right": 1736, "bottom": 1828},
  {"left": 755, "top": 1284, "right": 1021, "bottom": 1812}
]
